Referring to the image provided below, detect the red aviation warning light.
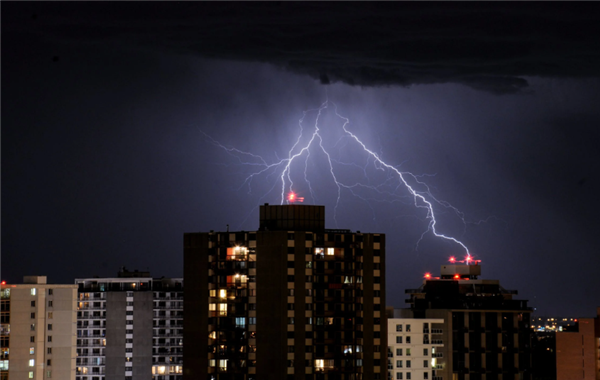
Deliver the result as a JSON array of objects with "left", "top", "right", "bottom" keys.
[
  {"left": 454, "top": 274, "right": 460, "bottom": 279},
  {"left": 424, "top": 273, "right": 432, "bottom": 279},
  {"left": 287, "top": 192, "right": 304, "bottom": 203},
  {"left": 449, "top": 256, "right": 456, "bottom": 263},
  {"left": 0, "top": 281, "right": 5, "bottom": 285}
]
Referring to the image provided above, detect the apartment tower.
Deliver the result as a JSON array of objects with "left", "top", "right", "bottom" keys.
[
  {"left": 75, "top": 270, "right": 183, "bottom": 380},
  {"left": 184, "top": 204, "right": 387, "bottom": 380},
  {"left": 401, "top": 260, "right": 533, "bottom": 380},
  {"left": 0, "top": 276, "right": 78, "bottom": 380}
]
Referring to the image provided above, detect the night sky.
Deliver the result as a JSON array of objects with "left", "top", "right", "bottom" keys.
[{"left": 3, "top": 3, "right": 600, "bottom": 317}]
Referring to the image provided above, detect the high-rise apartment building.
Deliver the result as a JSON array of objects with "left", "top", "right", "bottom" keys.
[
  {"left": 387, "top": 316, "right": 445, "bottom": 380},
  {"left": 184, "top": 204, "right": 387, "bottom": 380},
  {"left": 75, "top": 270, "right": 183, "bottom": 380},
  {"left": 1, "top": 276, "right": 78, "bottom": 380},
  {"left": 401, "top": 260, "right": 533, "bottom": 380}
]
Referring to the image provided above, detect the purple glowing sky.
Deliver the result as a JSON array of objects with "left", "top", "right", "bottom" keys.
[{"left": 3, "top": 2, "right": 600, "bottom": 317}]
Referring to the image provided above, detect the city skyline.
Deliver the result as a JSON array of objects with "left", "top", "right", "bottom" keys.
[{"left": 3, "top": 2, "right": 600, "bottom": 318}]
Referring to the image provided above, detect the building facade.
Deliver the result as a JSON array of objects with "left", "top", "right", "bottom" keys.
[
  {"left": 402, "top": 260, "right": 533, "bottom": 380},
  {"left": 1, "top": 276, "right": 78, "bottom": 380},
  {"left": 184, "top": 204, "right": 387, "bottom": 380},
  {"left": 75, "top": 270, "right": 183, "bottom": 380},
  {"left": 555, "top": 308, "right": 600, "bottom": 380},
  {"left": 387, "top": 316, "right": 445, "bottom": 380}
]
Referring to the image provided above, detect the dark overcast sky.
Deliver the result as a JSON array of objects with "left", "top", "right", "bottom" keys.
[{"left": 3, "top": 2, "right": 600, "bottom": 317}]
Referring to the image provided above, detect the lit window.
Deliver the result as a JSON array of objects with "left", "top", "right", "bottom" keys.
[
  {"left": 219, "top": 289, "right": 227, "bottom": 299},
  {"left": 209, "top": 303, "right": 216, "bottom": 311},
  {"left": 31, "top": 288, "right": 36, "bottom": 296},
  {"left": 326, "top": 248, "right": 334, "bottom": 256},
  {"left": 30, "top": 347, "right": 35, "bottom": 354},
  {"left": 219, "top": 359, "right": 227, "bottom": 371},
  {"left": 29, "top": 359, "right": 35, "bottom": 367},
  {"left": 209, "top": 289, "right": 216, "bottom": 297},
  {"left": 29, "top": 372, "right": 34, "bottom": 379},
  {"left": 218, "top": 304, "right": 227, "bottom": 316}
]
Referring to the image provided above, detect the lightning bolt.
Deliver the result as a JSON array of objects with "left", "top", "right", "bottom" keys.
[{"left": 202, "top": 99, "right": 470, "bottom": 255}]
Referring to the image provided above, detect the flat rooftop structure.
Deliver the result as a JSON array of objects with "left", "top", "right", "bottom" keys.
[{"left": 259, "top": 203, "right": 325, "bottom": 231}]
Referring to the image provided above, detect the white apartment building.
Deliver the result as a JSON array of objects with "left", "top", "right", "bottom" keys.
[
  {"left": 387, "top": 317, "right": 445, "bottom": 380},
  {"left": 1, "top": 276, "right": 78, "bottom": 380}
]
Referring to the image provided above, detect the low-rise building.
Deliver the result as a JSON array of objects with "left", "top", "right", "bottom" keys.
[{"left": 555, "top": 308, "right": 600, "bottom": 380}]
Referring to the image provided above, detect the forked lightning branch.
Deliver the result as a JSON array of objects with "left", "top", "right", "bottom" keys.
[{"left": 202, "top": 100, "right": 471, "bottom": 256}]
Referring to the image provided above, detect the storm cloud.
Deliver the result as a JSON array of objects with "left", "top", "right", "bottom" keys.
[{"left": 6, "top": 2, "right": 600, "bottom": 93}]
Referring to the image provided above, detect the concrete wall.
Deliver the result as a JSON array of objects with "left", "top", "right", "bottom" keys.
[
  {"left": 255, "top": 230, "right": 288, "bottom": 380},
  {"left": 106, "top": 292, "right": 127, "bottom": 379},
  {"left": 133, "top": 292, "right": 153, "bottom": 380},
  {"left": 183, "top": 232, "right": 209, "bottom": 380}
]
